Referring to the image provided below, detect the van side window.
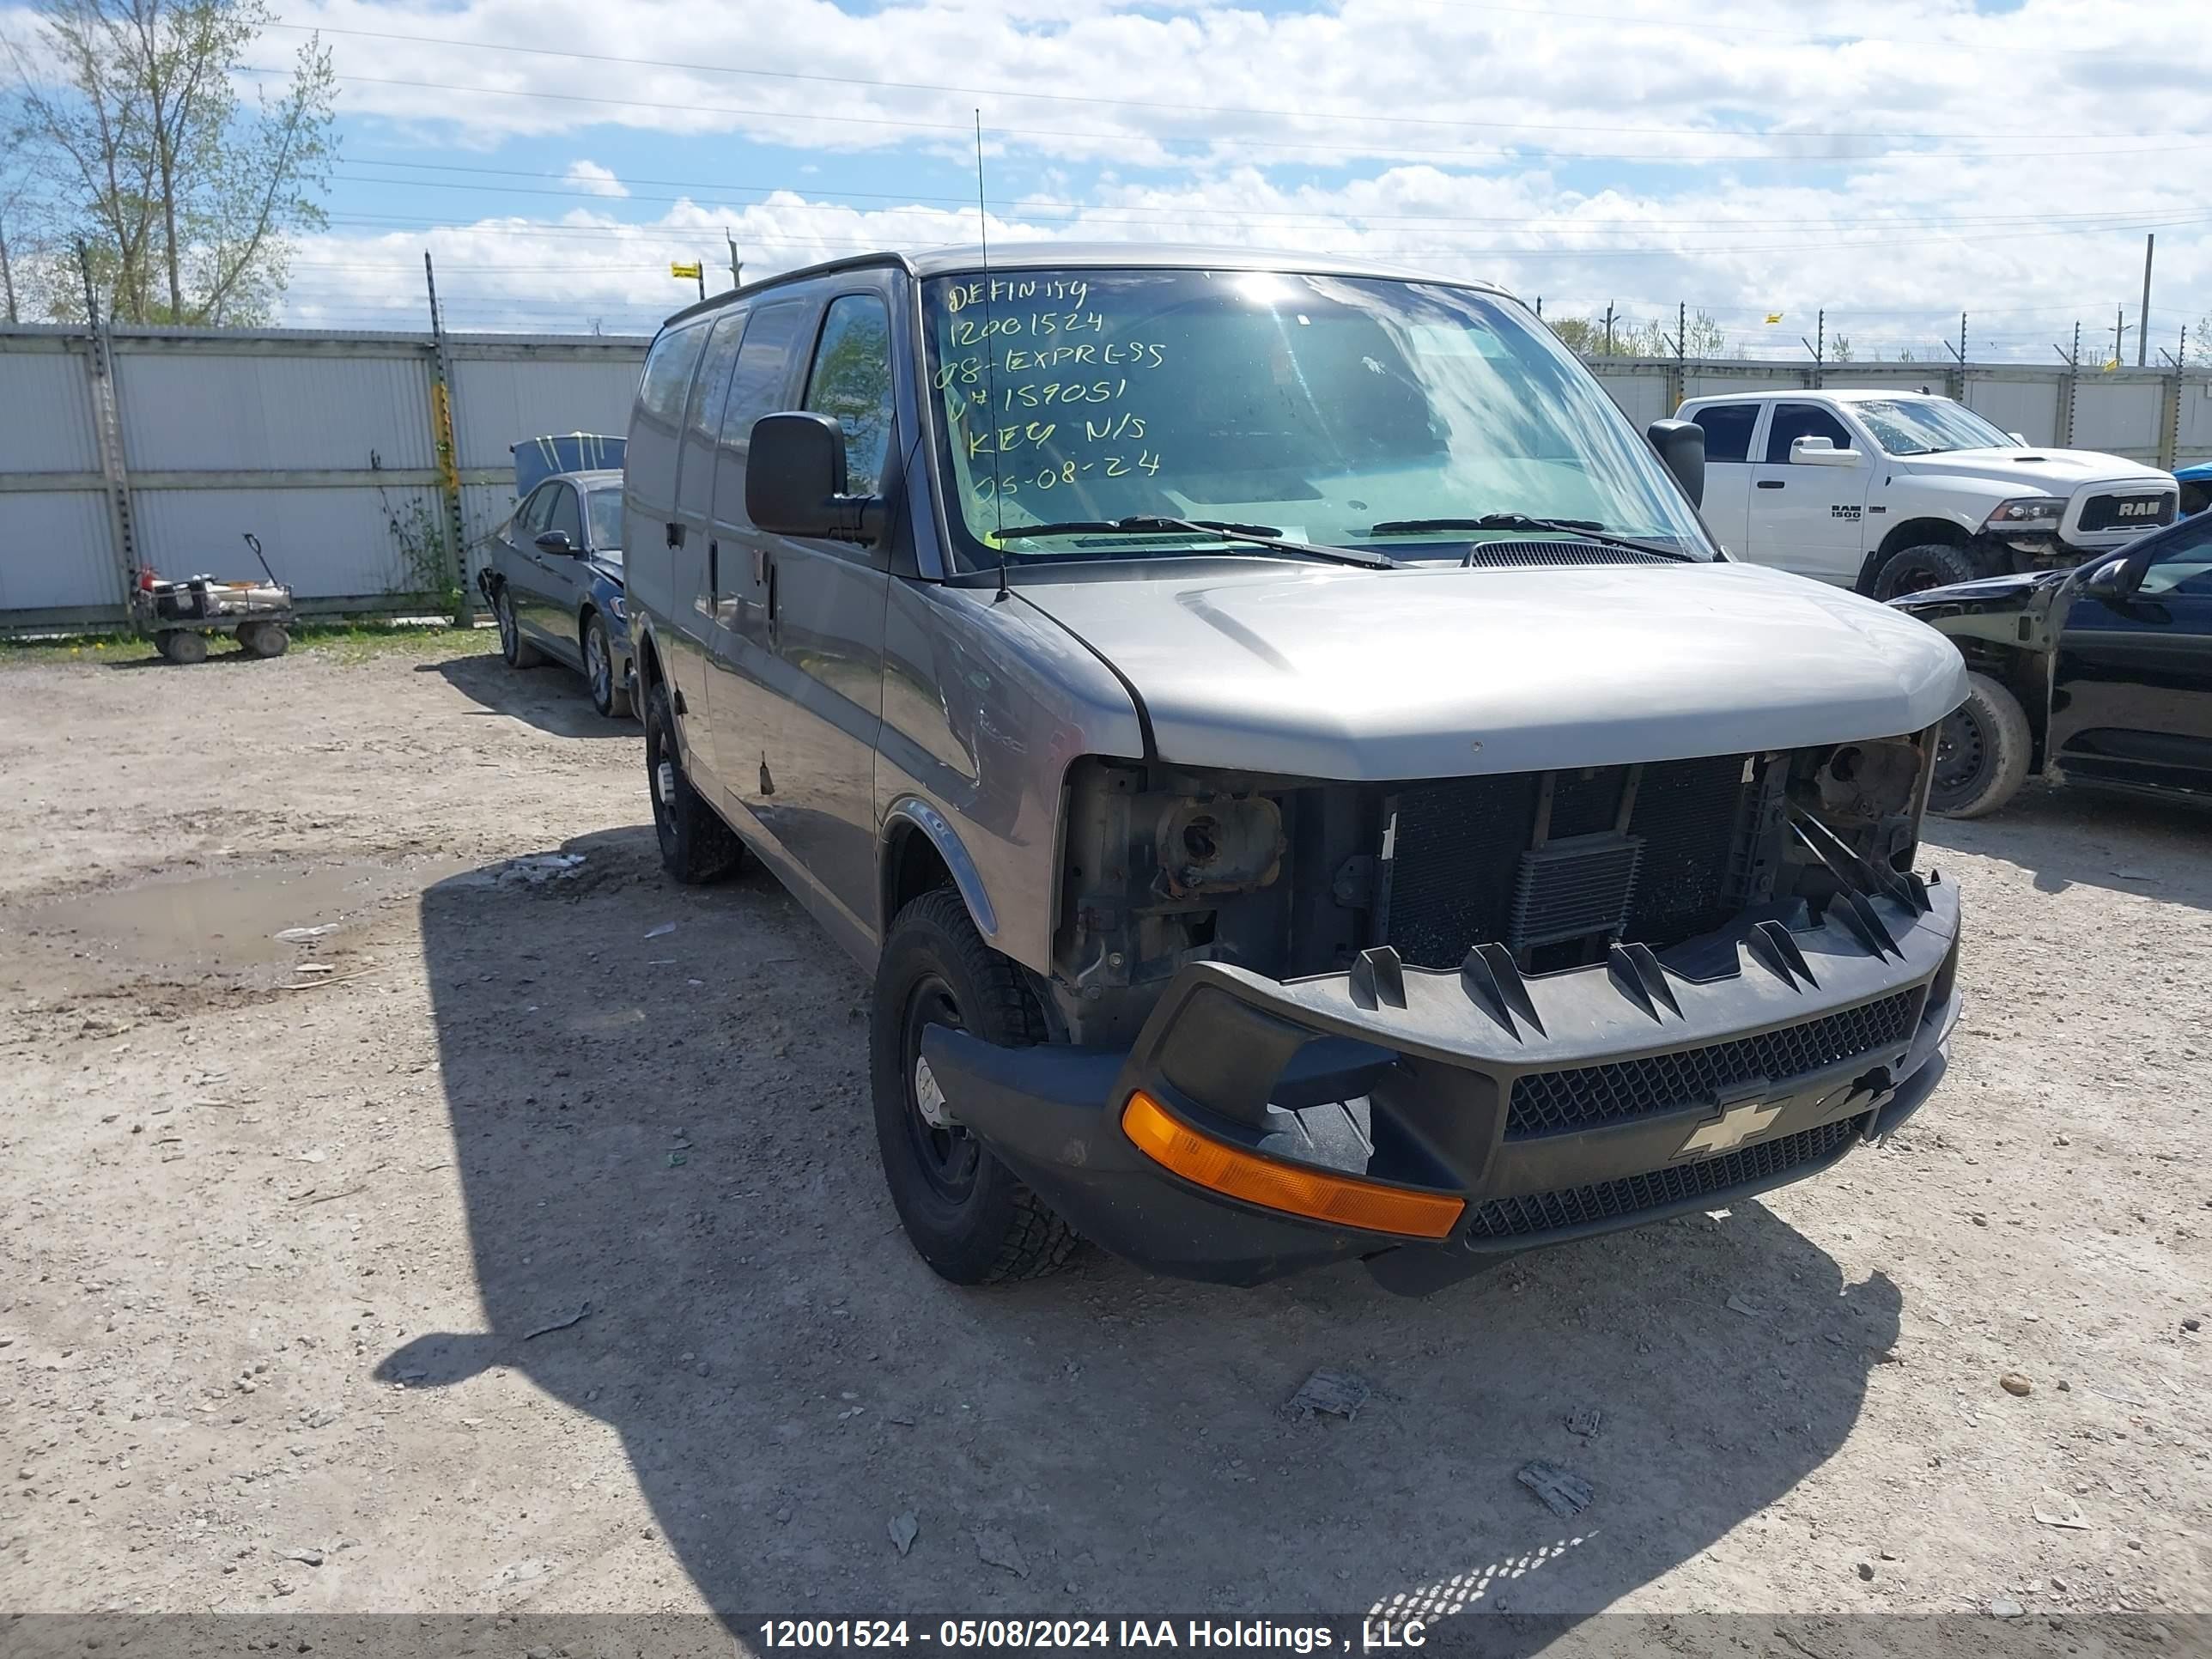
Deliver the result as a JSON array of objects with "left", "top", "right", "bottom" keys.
[
  {"left": 1765, "top": 404, "right": 1855, "bottom": 464},
  {"left": 639, "top": 325, "right": 708, "bottom": 429},
  {"left": 675, "top": 311, "right": 748, "bottom": 523},
  {"left": 1692, "top": 404, "right": 1759, "bottom": 463},
  {"left": 710, "top": 300, "right": 813, "bottom": 527},
  {"left": 803, "top": 295, "right": 896, "bottom": 495}
]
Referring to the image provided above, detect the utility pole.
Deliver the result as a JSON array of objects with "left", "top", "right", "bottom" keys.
[
  {"left": 726, "top": 231, "right": 744, "bottom": 293},
  {"left": 1601, "top": 302, "right": 1615, "bottom": 356},
  {"left": 2112, "top": 306, "right": 2130, "bottom": 368},
  {"left": 2138, "top": 234, "right": 2154, "bottom": 367}
]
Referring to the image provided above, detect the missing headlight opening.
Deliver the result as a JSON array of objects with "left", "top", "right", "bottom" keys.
[{"left": 1050, "top": 735, "right": 1934, "bottom": 1045}]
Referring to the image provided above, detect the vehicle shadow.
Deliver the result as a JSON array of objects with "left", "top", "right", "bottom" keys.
[
  {"left": 1924, "top": 778, "right": 2211, "bottom": 913},
  {"left": 386, "top": 828, "right": 1899, "bottom": 1639},
  {"left": 417, "top": 653, "right": 634, "bottom": 739}
]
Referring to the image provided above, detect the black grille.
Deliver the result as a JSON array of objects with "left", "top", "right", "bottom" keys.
[
  {"left": 1464, "top": 1115, "right": 1867, "bottom": 1240},
  {"left": 1507, "top": 988, "right": 1923, "bottom": 1139},
  {"left": 1384, "top": 755, "right": 1757, "bottom": 969},
  {"left": 2077, "top": 491, "right": 2175, "bottom": 532},
  {"left": 1461, "top": 539, "right": 1683, "bottom": 570}
]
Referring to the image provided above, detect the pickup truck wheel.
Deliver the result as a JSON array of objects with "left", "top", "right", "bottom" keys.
[
  {"left": 493, "top": 584, "right": 543, "bottom": 669},
  {"left": 584, "top": 614, "right": 630, "bottom": 718},
  {"left": 643, "top": 681, "right": 744, "bottom": 883},
  {"left": 1929, "top": 671, "right": 2032, "bottom": 818},
  {"left": 1872, "top": 541, "right": 1982, "bottom": 600},
  {"left": 872, "top": 889, "right": 1079, "bottom": 1285}
]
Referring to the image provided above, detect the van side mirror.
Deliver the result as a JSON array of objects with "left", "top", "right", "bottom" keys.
[
  {"left": 1645, "top": 418, "right": 1705, "bottom": 507},
  {"left": 746, "top": 411, "right": 885, "bottom": 545},
  {"left": 1790, "top": 436, "right": 1864, "bottom": 466}
]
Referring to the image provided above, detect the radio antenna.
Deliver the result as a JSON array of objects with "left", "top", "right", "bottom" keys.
[{"left": 975, "top": 110, "right": 1009, "bottom": 602}]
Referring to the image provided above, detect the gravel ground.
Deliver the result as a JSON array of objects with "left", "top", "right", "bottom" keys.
[{"left": 1, "top": 637, "right": 2207, "bottom": 1638}]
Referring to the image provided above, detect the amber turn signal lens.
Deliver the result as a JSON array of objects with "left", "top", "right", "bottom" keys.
[{"left": 1120, "top": 1090, "right": 1464, "bottom": 1240}]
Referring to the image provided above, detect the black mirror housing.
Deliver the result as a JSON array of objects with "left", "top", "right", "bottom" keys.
[
  {"left": 2079, "top": 556, "right": 2135, "bottom": 599},
  {"left": 747, "top": 411, "right": 884, "bottom": 544},
  {"left": 533, "top": 531, "right": 574, "bottom": 555},
  {"left": 1646, "top": 418, "right": 1705, "bottom": 509}
]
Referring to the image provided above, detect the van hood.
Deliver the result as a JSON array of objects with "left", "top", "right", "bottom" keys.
[
  {"left": 1015, "top": 558, "right": 1968, "bottom": 780},
  {"left": 1897, "top": 447, "right": 2170, "bottom": 489}
]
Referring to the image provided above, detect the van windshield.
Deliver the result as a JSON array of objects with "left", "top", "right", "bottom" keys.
[{"left": 921, "top": 267, "right": 1716, "bottom": 568}]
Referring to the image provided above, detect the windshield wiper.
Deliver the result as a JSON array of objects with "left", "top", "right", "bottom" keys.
[
  {"left": 995, "top": 515, "right": 1396, "bottom": 570},
  {"left": 1366, "top": 514, "right": 1697, "bottom": 566}
]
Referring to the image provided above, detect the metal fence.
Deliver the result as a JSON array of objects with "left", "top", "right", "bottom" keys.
[
  {"left": 5, "top": 325, "right": 2209, "bottom": 634},
  {"left": 0, "top": 324, "right": 650, "bottom": 634}
]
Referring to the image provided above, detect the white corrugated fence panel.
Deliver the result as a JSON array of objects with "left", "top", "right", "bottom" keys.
[
  {"left": 2175, "top": 377, "right": 2212, "bottom": 465},
  {"left": 447, "top": 351, "right": 647, "bottom": 472},
  {"left": 1589, "top": 367, "right": 1670, "bottom": 425},
  {"left": 1681, "top": 368, "right": 1803, "bottom": 401},
  {"left": 114, "top": 342, "right": 434, "bottom": 471},
  {"left": 2069, "top": 379, "right": 2165, "bottom": 462},
  {"left": 0, "top": 339, "right": 102, "bottom": 473},
  {"left": 131, "top": 484, "right": 446, "bottom": 599},
  {"left": 1964, "top": 378, "right": 2060, "bottom": 447},
  {"left": 0, "top": 492, "right": 119, "bottom": 611}
]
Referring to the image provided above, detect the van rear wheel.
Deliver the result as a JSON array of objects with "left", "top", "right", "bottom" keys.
[
  {"left": 643, "top": 681, "right": 744, "bottom": 883},
  {"left": 871, "top": 890, "right": 1078, "bottom": 1285}
]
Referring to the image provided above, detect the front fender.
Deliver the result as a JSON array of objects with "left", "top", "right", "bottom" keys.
[{"left": 882, "top": 795, "right": 1000, "bottom": 943}]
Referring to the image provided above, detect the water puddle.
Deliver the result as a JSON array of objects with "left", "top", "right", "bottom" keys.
[{"left": 11, "top": 857, "right": 469, "bottom": 977}]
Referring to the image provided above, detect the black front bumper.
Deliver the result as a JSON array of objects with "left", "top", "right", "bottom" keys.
[{"left": 925, "top": 880, "right": 1961, "bottom": 1293}]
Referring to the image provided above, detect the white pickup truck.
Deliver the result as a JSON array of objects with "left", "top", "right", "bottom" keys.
[{"left": 1675, "top": 388, "right": 2178, "bottom": 598}]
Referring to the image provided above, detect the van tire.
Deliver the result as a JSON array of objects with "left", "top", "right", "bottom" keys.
[
  {"left": 1872, "top": 541, "right": 1982, "bottom": 600},
  {"left": 1929, "top": 671, "right": 2032, "bottom": 818},
  {"left": 871, "top": 889, "right": 1079, "bottom": 1285},
  {"left": 644, "top": 681, "right": 744, "bottom": 883}
]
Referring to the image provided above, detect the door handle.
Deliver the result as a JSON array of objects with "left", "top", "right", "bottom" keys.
[
  {"left": 708, "top": 539, "right": 718, "bottom": 595},
  {"left": 766, "top": 559, "right": 778, "bottom": 639},
  {"left": 1757, "top": 480, "right": 1785, "bottom": 490},
  {"left": 665, "top": 520, "right": 684, "bottom": 548}
]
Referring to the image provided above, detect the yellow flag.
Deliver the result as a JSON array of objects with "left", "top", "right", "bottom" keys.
[
  {"left": 670, "top": 261, "right": 702, "bottom": 280},
  {"left": 1765, "top": 312, "right": 1784, "bottom": 325},
  {"left": 2102, "top": 358, "right": 2120, "bottom": 373}
]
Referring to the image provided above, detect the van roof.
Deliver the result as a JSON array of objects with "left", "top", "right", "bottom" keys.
[{"left": 663, "top": 243, "right": 1510, "bottom": 327}]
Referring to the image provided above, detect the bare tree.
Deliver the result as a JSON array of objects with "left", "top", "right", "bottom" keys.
[{"left": 4, "top": 0, "right": 334, "bottom": 325}]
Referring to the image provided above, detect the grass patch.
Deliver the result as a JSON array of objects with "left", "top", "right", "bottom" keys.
[{"left": 1, "top": 620, "right": 499, "bottom": 668}]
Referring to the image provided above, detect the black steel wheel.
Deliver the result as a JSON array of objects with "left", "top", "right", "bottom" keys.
[
  {"left": 870, "top": 889, "right": 1079, "bottom": 1285},
  {"left": 642, "top": 680, "right": 743, "bottom": 883},
  {"left": 1929, "top": 670, "right": 2032, "bottom": 818}
]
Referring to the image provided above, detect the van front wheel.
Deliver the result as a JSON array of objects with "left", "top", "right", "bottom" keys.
[{"left": 871, "top": 889, "right": 1078, "bottom": 1285}]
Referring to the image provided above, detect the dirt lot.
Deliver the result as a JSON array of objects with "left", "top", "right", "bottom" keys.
[{"left": 1, "top": 636, "right": 2208, "bottom": 1638}]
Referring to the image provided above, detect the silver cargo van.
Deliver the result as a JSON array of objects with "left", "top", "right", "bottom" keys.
[{"left": 620, "top": 245, "right": 1966, "bottom": 1295}]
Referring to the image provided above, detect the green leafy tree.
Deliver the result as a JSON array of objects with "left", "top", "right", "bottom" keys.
[{"left": 4, "top": 0, "right": 335, "bottom": 325}]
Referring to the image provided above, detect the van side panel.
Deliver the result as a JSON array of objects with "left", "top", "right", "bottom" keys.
[
  {"left": 876, "top": 576, "right": 1146, "bottom": 975},
  {"left": 623, "top": 320, "right": 712, "bottom": 754}
]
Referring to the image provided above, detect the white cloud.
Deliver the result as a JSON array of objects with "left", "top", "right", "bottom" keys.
[
  {"left": 264, "top": 0, "right": 2212, "bottom": 358},
  {"left": 560, "top": 159, "right": 627, "bottom": 197}
]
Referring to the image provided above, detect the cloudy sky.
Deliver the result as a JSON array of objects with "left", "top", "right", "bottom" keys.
[{"left": 237, "top": 0, "right": 2208, "bottom": 356}]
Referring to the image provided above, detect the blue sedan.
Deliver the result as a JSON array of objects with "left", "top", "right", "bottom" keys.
[{"left": 478, "top": 466, "right": 636, "bottom": 719}]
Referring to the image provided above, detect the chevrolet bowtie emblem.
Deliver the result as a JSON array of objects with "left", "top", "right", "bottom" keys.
[{"left": 1675, "top": 1085, "right": 1780, "bottom": 1159}]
